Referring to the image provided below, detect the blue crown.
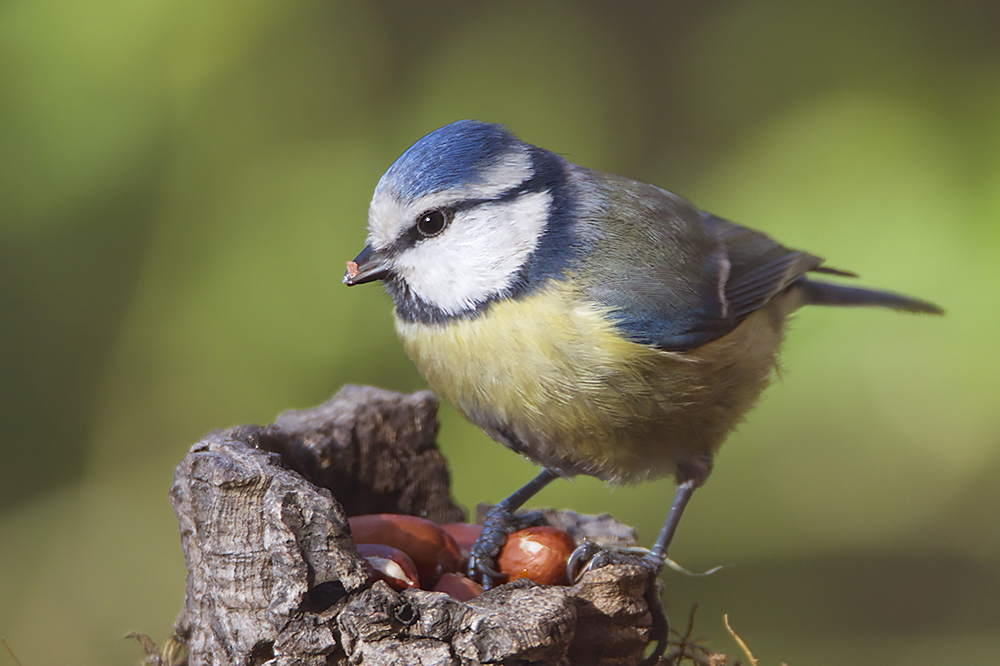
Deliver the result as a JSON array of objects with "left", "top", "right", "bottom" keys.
[{"left": 378, "top": 120, "right": 522, "bottom": 201}]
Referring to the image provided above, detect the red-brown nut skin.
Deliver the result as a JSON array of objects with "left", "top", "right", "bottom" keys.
[
  {"left": 441, "top": 522, "right": 483, "bottom": 557},
  {"left": 432, "top": 572, "right": 484, "bottom": 602},
  {"left": 496, "top": 526, "right": 577, "bottom": 586},
  {"left": 349, "top": 514, "right": 462, "bottom": 588},
  {"left": 357, "top": 543, "right": 420, "bottom": 591}
]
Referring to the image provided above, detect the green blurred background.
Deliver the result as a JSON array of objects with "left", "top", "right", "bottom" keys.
[{"left": 1, "top": 1, "right": 998, "bottom": 664}]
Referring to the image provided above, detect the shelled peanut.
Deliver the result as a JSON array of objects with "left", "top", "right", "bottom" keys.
[
  {"left": 348, "top": 514, "right": 577, "bottom": 600},
  {"left": 496, "top": 526, "right": 577, "bottom": 586}
]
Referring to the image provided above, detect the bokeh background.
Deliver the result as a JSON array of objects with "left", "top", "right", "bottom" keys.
[{"left": 2, "top": 1, "right": 998, "bottom": 664}]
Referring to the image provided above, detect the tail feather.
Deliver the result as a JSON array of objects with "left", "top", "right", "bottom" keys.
[
  {"left": 800, "top": 279, "right": 944, "bottom": 315},
  {"left": 811, "top": 265, "right": 859, "bottom": 278}
]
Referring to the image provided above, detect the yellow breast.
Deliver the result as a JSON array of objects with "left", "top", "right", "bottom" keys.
[{"left": 394, "top": 281, "right": 789, "bottom": 484}]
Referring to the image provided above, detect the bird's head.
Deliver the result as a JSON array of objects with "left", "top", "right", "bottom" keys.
[{"left": 344, "top": 121, "right": 579, "bottom": 322}]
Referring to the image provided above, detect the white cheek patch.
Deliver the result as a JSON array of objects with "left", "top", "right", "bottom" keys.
[
  {"left": 366, "top": 148, "right": 534, "bottom": 250},
  {"left": 395, "top": 191, "right": 553, "bottom": 314}
]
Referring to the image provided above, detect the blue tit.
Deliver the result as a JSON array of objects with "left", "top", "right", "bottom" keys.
[{"left": 343, "top": 120, "right": 942, "bottom": 587}]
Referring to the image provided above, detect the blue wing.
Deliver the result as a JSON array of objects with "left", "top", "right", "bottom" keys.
[{"left": 578, "top": 175, "right": 830, "bottom": 351}]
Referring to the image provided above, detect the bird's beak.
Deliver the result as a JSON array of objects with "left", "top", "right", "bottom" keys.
[{"left": 343, "top": 244, "right": 391, "bottom": 286}]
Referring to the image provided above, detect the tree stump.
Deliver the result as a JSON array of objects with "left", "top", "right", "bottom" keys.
[{"left": 170, "top": 385, "right": 662, "bottom": 665}]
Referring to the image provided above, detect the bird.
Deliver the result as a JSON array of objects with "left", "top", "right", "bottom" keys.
[{"left": 343, "top": 119, "right": 942, "bottom": 598}]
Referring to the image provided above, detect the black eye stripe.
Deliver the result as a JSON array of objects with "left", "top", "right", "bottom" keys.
[{"left": 391, "top": 149, "right": 560, "bottom": 255}]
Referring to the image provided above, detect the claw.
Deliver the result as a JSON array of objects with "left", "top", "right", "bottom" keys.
[
  {"left": 566, "top": 540, "right": 601, "bottom": 582},
  {"left": 641, "top": 582, "right": 669, "bottom": 666},
  {"left": 468, "top": 504, "right": 519, "bottom": 588},
  {"left": 468, "top": 553, "right": 506, "bottom": 586},
  {"left": 568, "top": 542, "right": 664, "bottom": 583}
]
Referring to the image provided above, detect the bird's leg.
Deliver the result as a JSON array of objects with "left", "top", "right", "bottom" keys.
[
  {"left": 649, "top": 478, "right": 697, "bottom": 564},
  {"left": 567, "top": 479, "right": 698, "bottom": 577},
  {"left": 567, "top": 479, "right": 698, "bottom": 666},
  {"left": 468, "top": 467, "right": 560, "bottom": 588},
  {"left": 641, "top": 479, "right": 697, "bottom": 665}
]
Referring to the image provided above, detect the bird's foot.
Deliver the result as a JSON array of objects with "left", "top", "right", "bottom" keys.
[
  {"left": 567, "top": 541, "right": 668, "bottom": 666},
  {"left": 567, "top": 541, "right": 664, "bottom": 582},
  {"left": 468, "top": 506, "right": 548, "bottom": 588}
]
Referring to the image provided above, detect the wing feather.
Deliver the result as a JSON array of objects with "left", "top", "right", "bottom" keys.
[{"left": 577, "top": 174, "right": 829, "bottom": 351}]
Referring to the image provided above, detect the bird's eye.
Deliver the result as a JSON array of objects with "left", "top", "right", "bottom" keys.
[{"left": 416, "top": 209, "right": 449, "bottom": 237}]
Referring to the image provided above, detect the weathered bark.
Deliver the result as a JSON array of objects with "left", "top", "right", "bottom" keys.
[
  {"left": 260, "top": 386, "right": 465, "bottom": 523},
  {"left": 171, "top": 385, "right": 663, "bottom": 665}
]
